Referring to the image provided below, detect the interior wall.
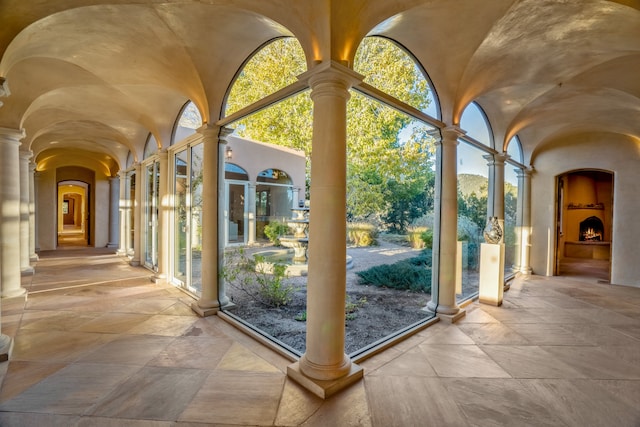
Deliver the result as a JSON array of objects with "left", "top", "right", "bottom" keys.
[{"left": 531, "top": 133, "right": 640, "bottom": 287}]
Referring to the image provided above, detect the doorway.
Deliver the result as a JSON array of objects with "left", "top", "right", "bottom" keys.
[
  {"left": 57, "top": 181, "right": 89, "bottom": 247},
  {"left": 556, "top": 170, "right": 612, "bottom": 282}
]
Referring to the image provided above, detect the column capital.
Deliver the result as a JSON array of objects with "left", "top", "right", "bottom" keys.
[
  {"left": 0, "top": 77, "right": 9, "bottom": 108},
  {"left": 300, "top": 60, "right": 363, "bottom": 99},
  {"left": 439, "top": 126, "right": 465, "bottom": 145},
  {"left": 516, "top": 165, "right": 534, "bottom": 178},
  {"left": 483, "top": 152, "right": 510, "bottom": 166},
  {"left": 196, "top": 123, "right": 222, "bottom": 140},
  {"left": 0, "top": 127, "right": 25, "bottom": 145},
  {"left": 19, "top": 149, "right": 33, "bottom": 161},
  {"left": 218, "top": 126, "right": 235, "bottom": 144}
]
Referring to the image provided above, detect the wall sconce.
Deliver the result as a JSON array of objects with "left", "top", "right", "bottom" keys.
[{"left": 225, "top": 146, "right": 233, "bottom": 160}]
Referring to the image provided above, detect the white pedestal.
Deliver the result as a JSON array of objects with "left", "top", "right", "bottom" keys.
[{"left": 479, "top": 243, "right": 505, "bottom": 306}]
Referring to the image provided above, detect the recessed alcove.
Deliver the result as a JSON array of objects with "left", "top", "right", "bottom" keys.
[{"left": 557, "top": 170, "right": 612, "bottom": 275}]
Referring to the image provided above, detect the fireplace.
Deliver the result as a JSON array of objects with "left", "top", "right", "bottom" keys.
[{"left": 579, "top": 216, "right": 604, "bottom": 241}]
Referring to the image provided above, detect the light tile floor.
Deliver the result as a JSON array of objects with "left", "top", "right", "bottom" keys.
[{"left": 0, "top": 249, "right": 639, "bottom": 426}]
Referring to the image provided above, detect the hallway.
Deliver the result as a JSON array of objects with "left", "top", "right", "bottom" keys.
[{"left": 0, "top": 248, "right": 639, "bottom": 426}]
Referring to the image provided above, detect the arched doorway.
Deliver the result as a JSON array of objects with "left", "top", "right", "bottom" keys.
[
  {"left": 57, "top": 181, "right": 89, "bottom": 247},
  {"left": 556, "top": 170, "right": 613, "bottom": 282}
]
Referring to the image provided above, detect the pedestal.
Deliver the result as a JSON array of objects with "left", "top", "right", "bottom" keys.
[{"left": 479, "top": 243, "right": 505, "bottom": 306}]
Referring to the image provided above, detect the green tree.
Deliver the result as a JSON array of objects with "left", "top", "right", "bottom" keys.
[{"left": 225, "top": 36, "right": 435, "bottom": 230}]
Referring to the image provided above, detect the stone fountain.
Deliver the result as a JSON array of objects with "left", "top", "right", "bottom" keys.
[{"left": 279, "top": 206, "right": 309, "bottom": 264}]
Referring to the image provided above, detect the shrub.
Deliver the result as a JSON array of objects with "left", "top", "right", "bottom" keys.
[
  {"left": 347, "top": 222, "right": 378, "bottom": 247},
  {"left": 264, "top": 221, "right": 291, "bottom": 246},
  {"left": 356, "top": 250, "right": 432, "bottom": 293},
  {"left": 407, "top": 226, "right": 433, "bottom": 249},
  {"left": 220, "top": 248, "right": 294, "bottom": 308}
]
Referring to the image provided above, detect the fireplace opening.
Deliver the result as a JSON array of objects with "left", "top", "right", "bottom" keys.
[{"left": 579, "top": 216, "right": 604, "bottom": 241}]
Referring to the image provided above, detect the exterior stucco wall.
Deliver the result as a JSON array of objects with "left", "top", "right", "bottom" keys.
[{"left": 530, "top": 133, "right": 640, "bottom": 287}]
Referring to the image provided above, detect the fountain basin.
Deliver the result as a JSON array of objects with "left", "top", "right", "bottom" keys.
[{"left": 253, "top": 248, "right": 353, "bottom": 277}]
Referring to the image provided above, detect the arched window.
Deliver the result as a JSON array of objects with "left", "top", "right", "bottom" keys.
[
  {"left": 257, "top": 168, "right": 292, "bottom": 184},
  {"left": 354, "top": 36, "right": 438, "bottom": 118},
  {"left": 143, "top": 133, "right": 158, "bottom": 159},
  {"left": 224, "top": 37, "right": 307, "bottom": 117},
  {"left": 460, "top": 102, "right": 493, "bottom": 148},
  {"left": 172, "top": 101, "right": 202, "bottom": 144},
  {"left": 506, "top": 135, "right": 523, "bottom": 163},
  {"left": 224, "top": 163, "right": 249, "bottom": 181}
]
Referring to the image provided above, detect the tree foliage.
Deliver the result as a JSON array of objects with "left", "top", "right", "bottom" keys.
[{"left": 224, "top": 36, "right": 436, "bottom": 231}]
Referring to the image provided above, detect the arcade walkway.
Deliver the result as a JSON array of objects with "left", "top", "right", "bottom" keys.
[{"left": 0, "top": 248, "right": 639, "bottom": 426}]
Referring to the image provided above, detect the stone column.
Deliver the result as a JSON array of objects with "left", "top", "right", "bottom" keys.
[
  {"left": 192, "top": 124, "right": 226, "bottom": 316},
  {"left": 287, "top": 61, "right": 363, "bottom": 399},
  {"left": 0, "top": 128, "right": 27, "bottom": 298},
  {"left": 217, "top": 128, "right": 234, "bottom": 308},
  {"left": 116, "top": 171, "right": 128, "bottom": 256},
  {"left": 107, "top": 175, "right": 120, "bottom": 248},
  {"left": 484, "top": 152, "right": 509, "bottom": 224},
  {"left": 29, "top": 161, "right": 38, "bottom": 261},
  {"left": 130, "top": 163, "right": 142, "bottom": 266},
  {"left": 153, "top": 151, "right": 169, "bottom": 283},
  {"left": 19, "top": 150, "right": 34, "bottom": 275},
  {"left": 426, "top": 126, "right": 465, "bottom": 321},
  {"left": 515, "top": 167, "right": 533, "bottom": 274}
]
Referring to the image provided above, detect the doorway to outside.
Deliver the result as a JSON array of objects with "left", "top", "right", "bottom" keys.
[
  {"left": 556, "top": 170, "right": 612, "bottom": 282},
  {"left": 58, "top": 181, "right": 89, "bottom": 247}
]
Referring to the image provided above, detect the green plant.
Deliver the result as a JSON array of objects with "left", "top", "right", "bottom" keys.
[
  {"left": 264, "top": 221, "right": 291, "bottom": 246},
  {"left": 356, "top": 251, "right": 432, "bottom": 293},
  {"left": 407, "top": 225, "right": 428, "bottom": 249},
  {"left": 347, "top": 222, "right": 378, "bottom": 247},
  {"left": 220, "top": 248, "right": 294, "bottom": 308},
  {"left": 345, "top": 295, "right": 368, "bottom": 321},
  {"left": 294, "top": 310, "right": 307, "bottom": 322}
]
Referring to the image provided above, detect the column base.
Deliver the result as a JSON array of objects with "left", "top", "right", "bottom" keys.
[
  {"left": 21, "top": 266, "right": 35, "bottom": 276},
  {"left": 2, "top": 287, "right": 27, "bottom": 299},
  {"left": 435, "top": 309, "right": 466, "bottom": 324},
  {"left": 29, "top": 254, "right": 39, "bottom": 262},
  {"left": 129, "top": 260, "right": 140, "bottom": 267},
  {"left": 150, "top": 274, "right": 166, "bottom": 284},
  {"left": 287, "top": 361, "right": 363, "bottom": 399},
  {"left": 106, "top": 243, "right": 119, "bottom": 249},
  {"left": 191, "top": 300, "right": 235, "bottom": 317},
  {"left": 0, "top": 334, "right": 13, "bottom": 362}
]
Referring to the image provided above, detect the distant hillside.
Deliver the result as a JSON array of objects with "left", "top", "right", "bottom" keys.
[
  {"left": 458, "top": 174, "right": 488, "bottom": 197},
  {"left": 457, "top": 173, "right": 518, "bottom": 197}
]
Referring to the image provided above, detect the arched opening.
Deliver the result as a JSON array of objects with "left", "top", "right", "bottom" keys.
[
  {"left": 57, "top": 181, "right": 89, "bottom": 247},
  {"left": 556, "top": 169, "right": 613, "bottom": 282}
]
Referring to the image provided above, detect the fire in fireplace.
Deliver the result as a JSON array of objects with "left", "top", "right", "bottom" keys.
[{"left": 579, "top": 216, "right": 604, "bottom": 241}]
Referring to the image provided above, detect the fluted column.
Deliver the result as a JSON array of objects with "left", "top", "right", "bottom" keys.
[
  {"left": 129, "top": 163, "right": 142, "bottom": 266},
  {"left": 0, "top": 128, "right": 27, "bottom": 298},
  {"left": 19, "top": 150, "right": 34, "bottom": 275},
  {"left": 192, "top": 124, "right": 226, "bottom": 316},
  {"left": 515, "top": 167, "right": 533, "bottom": 274},
  {"left": 287, "top": 61, "right": 363, "bottom": 398},
  {"left": 426, "top": 126, "right": 465, "bottom": 321},
  {"left": 29, "top": 161, "right": 38, "bottom": 261},
  {"left": 107, "top": 175, "right": 120, "bottom": 248},
  {"left": 153, "top": 151, "right": 169, "bottom": 283}
]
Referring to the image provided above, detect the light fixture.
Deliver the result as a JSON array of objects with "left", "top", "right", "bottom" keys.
[{"left": 225, "top": 146, "right": 233, "bottom": 160}]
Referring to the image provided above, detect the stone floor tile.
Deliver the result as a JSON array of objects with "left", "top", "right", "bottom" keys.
[
  {"left": 147, "top": 336, "right": 234, "bottom": 370},
  {"left": 480, "top": 345, "right": 586, "bottom": 379},
  {"left": 301, "top": 379, "right": 371, "bottom": 427},
  {"left": 457, "top": 323, "right": 531, "bottom": 345},
  {"left": 368, "top": 346, "right": 436, "bottom": 377},
  {"left": 215, "top": 342, "right": 282, "bottom": 373},
  {"left": 11, "top": 330, "right": 116, "bottom": 362},
  {"left": 73, "top": 312, "right": 153, "bottom": 334},
  {"left": 504, "top": 323, "right": 591, "bottom": 345},
  {"left": 125, "top": 314, "right": 197, "bottom": 336},
  {"left": 76, "top": 417, "right": 173, "bottom": 426},
  {"left": 178, "top": 370, "right": 284, "bottom": 425},
  {"left": 419, "top": 344, "right": 511, "bottom": 378},
  {"left": 0, "top": 412, "right": 80, "bottom": 427},
  {"left": 0, "top": 361, "right": 67, "bottom": 402},
  {"left": 442, "top": 378, "right": 563, "bottom": 427},
  {"left": 540, "top": 345, "right": 640, "bottom": 379},
  {"left": 365, "top": 376, "right": 466, "bottom": 427},
  {"left": 273, "top": 378, "right": 323, "bottom": 426},
  {"left": 0, "top": 363, "right": 139, "bottom": 415},
  {"left": 78, "top": 335, "right": 174, "bottom": 365},
  {"left": 90, "top": 366, "right": 208, "bottom": 421}
]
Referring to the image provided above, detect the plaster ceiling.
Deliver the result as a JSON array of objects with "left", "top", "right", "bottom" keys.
[{"left": 0, "top": 0, "right": 638, "bottom": 173}]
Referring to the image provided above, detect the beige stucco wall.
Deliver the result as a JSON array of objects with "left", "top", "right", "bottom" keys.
[{"left": 530, "top": 133, "right": 640, "bottom": 287}]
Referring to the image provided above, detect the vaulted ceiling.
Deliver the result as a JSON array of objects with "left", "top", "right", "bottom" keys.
[{"left": 1, "top": 0, "right": 638, "bottom": 173}]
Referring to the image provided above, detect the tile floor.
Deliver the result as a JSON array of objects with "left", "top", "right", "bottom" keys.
[{"left": 0, "top": 249, "right": 639, "bottom": 426}]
